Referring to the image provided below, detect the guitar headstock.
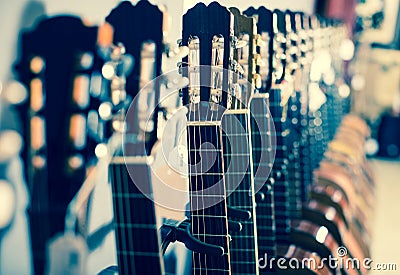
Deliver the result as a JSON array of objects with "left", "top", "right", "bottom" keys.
[
  {"left": 228, "top": 7, "right": 258, "bottom": 109},
  {"left": 285, "top": 10, "right": 300, "bottom": 75},
  {"left": 14, "top": 15, "right": 108, "bottom": 194},
  {"left": 244, "top": 7, "right": 274, "bottom": 92},
  {"left": 273, "top": 9, "right": 287, "bottom": 85},
  {"left": 106, "top": 0, "right": 165, "bottom": 156},
  {"left": 181, "top": 2, "right": 233, "bottom": 122},
  {"left": 13, "top": 15, "right": 112, "bottom": 274}
]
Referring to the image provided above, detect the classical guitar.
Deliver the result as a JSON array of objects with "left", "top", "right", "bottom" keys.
[
  {"left": 105, "top": 1, "right": 168, "bottom": 274},
  {"left": 222, "top": 7, "right": 261, "bottom": 274},
  {"left": 181, "top": 2, "right": 237, "bottom": 274},
  {"left": 14, "top": 16, "right": 112, "bottom": 274},
  {"left": 244, "top": 7, "right": 333, "bottom": 274}
]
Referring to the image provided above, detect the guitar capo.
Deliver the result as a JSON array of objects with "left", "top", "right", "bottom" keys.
[{"left": 160, "top": 219, "right": 224, "bottom": 256}]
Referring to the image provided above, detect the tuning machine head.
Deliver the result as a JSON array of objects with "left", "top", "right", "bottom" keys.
[
  {"left": 1, "top": 80, "right": 28, "bottom": 105},
  {"left": 166, "top": 40, "right": 189, "bottom": 59},
  {"left": 0, "top": 179, "right": 16, "bottom": 230}
]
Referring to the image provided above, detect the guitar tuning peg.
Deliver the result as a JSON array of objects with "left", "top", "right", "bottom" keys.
[
  {"left": 0, "top": 130, "right": 23, "bottom": 163},
  {"left": 236, "top": 63, "right": 245, "bottom": 75},
  {"left": 122, "top": 54, "right": 134, "bottom": 76},
  {"left": 94, "top": 143, "right": 109, "bottom": 159},
  {"left": 168, "top": 46, "right": 189, "bottom": 59},
  {"left": 30, "top": 56, "right": 45, "bottom": 74},
  {"left": 235, "top": 39, "right": 247, "bottom": 49},
  {"left": 1, "top": 80, "right": 28, "bottom": 105},
  {"left": 176, "top": 46, "right": 189, "bottom": 59},
  {"left": 97, "top": 22, "right": 114, "bottom": 48},
  {"left": 254, "top": 74, "right": 262, "bottom": 89},
  {"left": 231, "top": 36, "right": 247, "bottom": 49},
  {"left": 254, "top": 54, "right": 262, "bottom": 66},
  {"left": 177, "top": 61, "right": 183, "bottom": 74},
  {"left": 102, "top": 62, "right": 116, "bottom": 80},
  {"left": 111, "top": 43, "right": 126, "bottom": 60},
  {"left": 98, "top": 102, "right": 113, "bottom": 120}
]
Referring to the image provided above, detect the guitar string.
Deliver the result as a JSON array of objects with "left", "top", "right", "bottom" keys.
[{"left": 213, "top": 35, "right": 225, "bottom": 274}]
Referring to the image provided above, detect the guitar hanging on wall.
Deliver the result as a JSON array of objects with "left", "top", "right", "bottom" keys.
[
  {"left": 181, "top": 2, "right": 235, "bottom": 274},
  {"left": 14, "top": 16, "right": 112, "bottom": 274},
  {"left": 105, "top": 1, "right": 167, "bottom": 274}
]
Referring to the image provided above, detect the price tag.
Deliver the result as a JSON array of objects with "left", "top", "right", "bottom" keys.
[{"left": 46, "top": 233, "right": 88, "bottom": 275}]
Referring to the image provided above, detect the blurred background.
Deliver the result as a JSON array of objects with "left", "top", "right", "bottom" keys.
[{"left": 0, "top": 0, "right": 399, "bottom": 274}]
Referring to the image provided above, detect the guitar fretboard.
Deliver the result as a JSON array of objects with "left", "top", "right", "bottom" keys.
[
  {"left": 286, "top": 91, "right": 303, "bottom": 220},
  {"left": 269, "top": 88, "right": 290, "bottom": 245},
  {"left": 188, "top": 125, "right": 231, "bottom": 275},
  {"left": 250, "top": 95, "right": 277, "bottom": 259},
  {"left": 222, "top": 111, "right": 259, "bottom": 275},
  {"left": 110, "top": 159, "right": 164, "bottom": 275}
]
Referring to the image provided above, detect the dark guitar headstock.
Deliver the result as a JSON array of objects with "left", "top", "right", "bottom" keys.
[
  {"left": 244, "top": 7, "right": 274, "bottom": 92},
  {"left": 14, "top": 15, "right": 111, "bottom": 274},
  {"left": 104, "top": 2, "right": 169, "bottom": 275},
  {"left": 273, "top": 9, "right": 287, "bottom": 85},
  {"left": 181, "top": 2, "right": 233, "bottom": 122},
  {"left": 106, "top": 0, "right": 165, "bottom": 156},
  {"left": 181, "top": 2, "right": 235, "bottom": 273},
  {"left": 228, "top": 7, "right": 258, "bottom": 109}
]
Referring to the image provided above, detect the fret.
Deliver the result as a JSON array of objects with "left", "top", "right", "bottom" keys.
[
  {"left": 190, "top": 194, "right": 226, "bottom": 199},
  {"left": 187, "top": 124, "right": 231, "bottom": 273},
  {"left": 190, "top": 214, "right": 231, "bottom": 219},
  {"left": 114, "top": 223, "right": 157, "bottom": 229},
  {"left": 222, "top": 111, "right": 259, "bottom": 275},
  {"left": 113, "top": 193, "right": 153, "bottom": 199},
  {"left": 189, "top": 172, "right": 225, "bottom": 176},
  {"left": 248, "top": 95, "right": 278, "bottom": 260},
  {"left": 110, "top": 161, "right": 163, "bottom": 275},
  {"left": 117, "top": 251, "right": 161, "bottom": 257},
  {"left": 257, "top": 235, "right": 277, "bottom": 241},
  {"left": 193, "top": 268, "right": 230, "bottom": 272},
  {"left": 269, "top": 87, "right": 291, "bottom": 245}
]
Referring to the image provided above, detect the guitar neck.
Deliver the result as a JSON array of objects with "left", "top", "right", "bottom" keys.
[
  {"left": 269, "top": 88, "right": 291, "bottom": 245},
  {"left": 110, "top": 157, "right": 164, "bottom": 275},
  {"left": 250, "top": 95, "right": 277, "bottom": 258},
  {"left": 286, "top": 91, "right": 303, "bottom": 220},
  {"left": 223, "top": 110, "right": 259, "bottom": 274},
  {"left": 188, "top": 124, "right": 231, "bottom": 275}
]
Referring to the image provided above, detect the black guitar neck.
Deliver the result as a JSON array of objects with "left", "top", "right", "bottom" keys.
[
  {"left": 182, "top": 2, "right": 233, "bottom": 274},
  {"left": 244, "top": 7, "right": 278, "bottom": 259},
  {"left": 110, "top": 158, "right": 164, "bottom": 275},
  {"left": 105, "top": 1, "right": 165, "bottom": 274},
  {"left": 223, "top": 8, "right": 259, "bottom": 275}
]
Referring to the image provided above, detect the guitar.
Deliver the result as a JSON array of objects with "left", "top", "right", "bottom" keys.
[
  {"left": 221, "top": 7, "right": 261, "bottom": 274},
  {"left": 105, "top": 1, "right": 168, "bottom": 274},
  {"left": 14, "top": 16, "right": 112, "bottom": 274},
  {"left": 243, "top": 8, "right": 334, "bottom": 274},
  {"left": 181, "top": 2, "right": 236, "bottom": 274},
  {"left": 244, "top": 4, "right": 278, "bottom": 266}
]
